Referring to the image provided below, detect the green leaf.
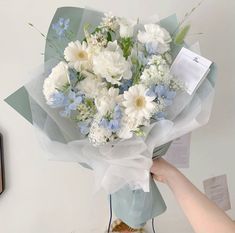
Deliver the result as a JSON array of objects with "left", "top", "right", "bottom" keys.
[
  {"left": 174, "top": 24, "right": 191, "bottom": 45},
  {"left": 107, "top": 31, "right": 112, "bottom": 42},
  {"left": 119, "top": 37, "right": 133, "bottom": 59}
]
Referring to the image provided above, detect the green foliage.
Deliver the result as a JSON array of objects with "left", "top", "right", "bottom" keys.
[
  {"left": 107, "top": 31, "right": 112, "bottom": 42},
  {"left": 174, "top": 24, "right": 191, "bottom": 45},
  {"left": 132, "top": 60, "right": 143, "bottom": 85},
  {"left": 134, "top": 128, "right": 145, "bottom": 137},
  {"left": 56, "top": 82, "right": 70, "bottom": 93},
  {"left": 119, "top": 37, "right": 134, "bottom": 59}
]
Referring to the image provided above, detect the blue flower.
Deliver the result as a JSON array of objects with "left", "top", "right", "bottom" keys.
[
  {"left": 108, "top": 119, "right": 120, "bottom": 132},
  {"left": 99, "top": 118, "right": 109, "bottom": 128},
  {"left": 60, "top": 106, "right": 71, "bottom": 118},
  {"left": 147, "top": 85, "right": 176, "bottom": 106},
  {"left": 47, "top": 92, "right": 67, "bottom": 108},
  {"left": 99, "top": 105, "right": 122, "bottom": 133},
  {"left": 60, "top": 91, "right": 83, "bottom": 117},
  {"left": 120, "top": 79, "right": 132, "bottom": 94},
  {"left": 113, "top": 105, "right": 122, "bottom": 120},
  {"left": 67, "top": 91, "right": 83, "bottom": 111},
  {"left": 78, "top": 119, "right": 91, "bottom": 135},
  {"left": 52, "top": 18, "right": 70, "bottom": 37}
]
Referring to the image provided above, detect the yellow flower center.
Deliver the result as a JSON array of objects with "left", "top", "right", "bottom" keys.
[
  {"left": 76, "top": 50, "right": 88, "bottom": 60},
  {"left": 135, "top": 96, "right": 146, "bottom": 109}
]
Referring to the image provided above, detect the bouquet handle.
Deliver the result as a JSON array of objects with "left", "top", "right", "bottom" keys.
[{"left": 111, "top": 142, "right": 172, "bottom": 228}]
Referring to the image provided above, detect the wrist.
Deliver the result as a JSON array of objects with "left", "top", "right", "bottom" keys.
[{"left": 164, "top": 166, "right": 180, "bottom": 185}]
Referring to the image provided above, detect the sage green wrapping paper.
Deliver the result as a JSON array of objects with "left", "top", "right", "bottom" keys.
[{"left": 4, "top": 7, "right": 217, "bottom": 229}]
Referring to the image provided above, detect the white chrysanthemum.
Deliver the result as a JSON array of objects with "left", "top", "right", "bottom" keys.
[
  {"left": 64, "top": 40, "right": 91, "bottom": 71},
  {"left": 123, "top": 84, "right": 156, "bottom": 121},
  {"left": 138, "top": 24, "right": 172, "bottom": 54},
  {"left": 76, "top": 72, "right": 107, "bottom": 98},
  {"left": 43, "top": 61, "right": 69, "bottom": 101},
  {"left": 92, "top": 41, "right": 132, "bottom": 85},
  {"left": 88, "top": 119, "right": 113, "bottom": 146},
  {"left": 95, "top": 87, "right": 120, "bottom": 116},
  {"left": 118, "top": 18, "right": 136, "bottom": 38}
]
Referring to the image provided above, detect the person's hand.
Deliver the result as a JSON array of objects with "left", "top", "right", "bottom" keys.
[{"left": 150, "top": 158, "right": 177, "bottom": 184}]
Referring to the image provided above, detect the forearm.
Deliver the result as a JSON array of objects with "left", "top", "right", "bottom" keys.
[{"left": 166, "top": 169, "right": 235, "bottom": 233}]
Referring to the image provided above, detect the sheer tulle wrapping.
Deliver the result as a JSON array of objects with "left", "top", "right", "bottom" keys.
[{"left": 23, "top": 7, "right": 216, "bottom": 228}]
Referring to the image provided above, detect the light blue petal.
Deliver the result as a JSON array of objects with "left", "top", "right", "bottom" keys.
[
  {"left": 146, "top": 41, "right": 159, "bottom": 55},
  {"left": 99, "top": 118, "right": 109, "bottom": 128},
  {"left": 108, "top": 119, "right": 120, "bottom": 132}
]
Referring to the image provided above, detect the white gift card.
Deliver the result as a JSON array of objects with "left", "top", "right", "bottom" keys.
[
  {"left": 203, "top": 174, "right": 231, "bottom": 211},
  {"left": 170, "top": 47, "right": 212, "bottom": 95},
  {"left": 164, "top": 133, "right": 191, "bottom": 168}
]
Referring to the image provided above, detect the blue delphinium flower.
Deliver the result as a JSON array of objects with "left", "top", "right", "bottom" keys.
[
  {"left": 120, "top": 79, "right": 132, "bottom": 94},
  {"left": 67, "top": 91, "right": 83, "bottom": 110},
  {"left": 78, "top": 119, "right": 92, "bottom": 135},
  {"left": 100, "top": 118, "right": 121, "bottom": 133},
  {"left": 99, "top": 105, "right": 122, "bottom": 133},
  {"left": 52, "top": 18, "right": 70, "bottom": 37},
  {"left": 147, "top": 84, "right": 176, "bottom": 106},
  {"left": 60, "top": 91, "right": 83, "bottom": 117},
  {"left": 47, "top": 91, "right": 67, "bottom": 108}
]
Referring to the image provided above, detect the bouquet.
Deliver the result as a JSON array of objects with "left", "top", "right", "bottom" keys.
[{"left": 5, "top": 6, "right": 216, "bottom": 230}]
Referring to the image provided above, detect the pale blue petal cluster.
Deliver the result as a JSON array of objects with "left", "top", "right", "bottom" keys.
[
  {"left": 147, "top": 84, "right": 176, "bottom": 106},
  {"left": 99, "top": 105, "right": 122, "bottom": 133},
  {"left": 47, "top": 92, "right": 67, "bottom": 108},
  {"left": 52, "top": 18, "right": 70, "bottom": 37},
  {"left": 78, "top": 119, "right": 92, "bottom": 135},
  {"left": 60, "top": 90, "right": 83, "bottom": 117}
]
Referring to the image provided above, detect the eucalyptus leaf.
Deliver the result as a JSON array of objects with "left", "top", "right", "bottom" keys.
[{"left": 174, "top": 24, "right": 191, "bottom": 45}]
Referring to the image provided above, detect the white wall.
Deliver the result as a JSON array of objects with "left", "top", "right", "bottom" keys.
[{"left": 0, "top": 0, "right": 234, "bottom": 232}]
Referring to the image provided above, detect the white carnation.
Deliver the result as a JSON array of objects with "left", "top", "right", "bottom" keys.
[
  {"left": 76, "top": 72, "right": 107, "bottom": 98},
  {"left": 43, "top": 62, "right": 69, "bottom": 101},
  {"left": 95, "top": 87, "right": 120, "bottom": 116},
  {"left": 64, "top": 40, "right": 91, "bottom": 71},
  {"left": 118, "top": 18, "right": 136, "bottom": 38},
  {"left": 92, "top": 41, "right": 132, "bottom": 85},
  {"left": 138, "top": 24, "right": 172, "bottom": 54}
]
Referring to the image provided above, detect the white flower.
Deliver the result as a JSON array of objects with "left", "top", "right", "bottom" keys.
[
  {"left": 87, "top": 31, "right": 108, "bottom": 48},
  {"left": 118, "top": 18, "right": 136, "bottom": 38},
  {"left": 76, "top": 71, "right": 106, "bottom": 98},
  {"left": 88, "top": 118, "right": 113, "bottom": 146},
  {"left": 43, "top": 62, "right": 69, "bottom": 101},
  {"left": 123, "top": 84, "right": 156, "bottom": 121},
  {"left": 95, "top": 87, "right": 120, "bottom": 116},
  {"left": 138, "top": 24, "right": 172, "bottom": 54},
  {"left": 99, "top": 12, "right": 119, "bottom": 31},
  {"left": 93, "top": 41, "right": 132, "bottom": 85},
  {"left": 64, "top": 40, "right": 91, "bottom": 71},
  {"left": 117, "top": 115, "right": 141, "bottom": 139},
  {"left": 140, "top": 55, "right": 171, "bottom": 87}
]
